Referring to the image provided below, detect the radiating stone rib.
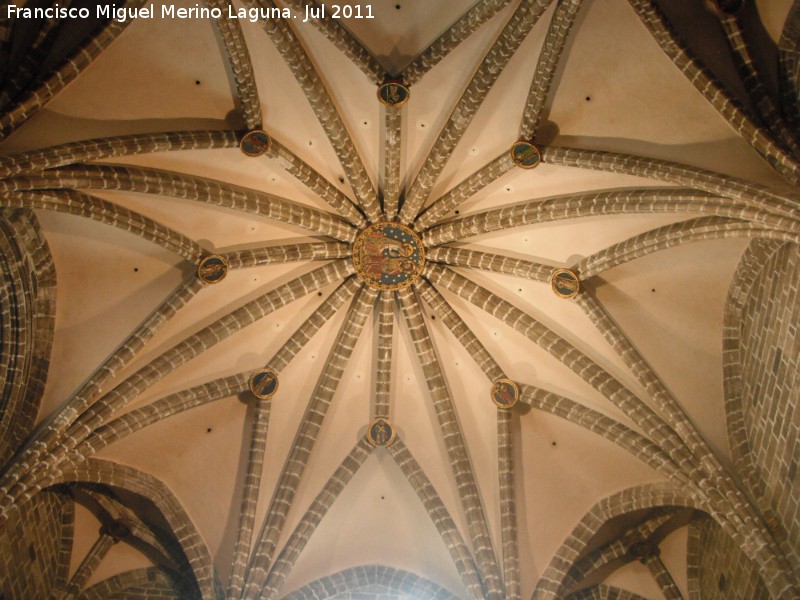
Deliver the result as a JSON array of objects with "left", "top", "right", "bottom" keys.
[
  {"left": 415, "top": 152, "right": 515, "bottom": 230},
  {"left": 387, "top": 437, "right": 486, "bottom": 600},
  {"left": 0, "top": 261, "right": 353, "bottom": 516},
  {"left": 0, "top": 165, "right": 357, "bottom": 242},
  {"left": 0, "top": 275, "right": 202, "bottom": 513},
  {"left": 542, "top": 146, "right": 800, "bottom": 220},
  {"left": 208, "top": 0, "right": 263, "bottom": 129},
  {"left": 413, "top": 278, "right": 504, "bottom": 381},
  {"left": 577, "top": 216, "right": 789, "bottom": 278},
  {"left": 222, "top": 242, "right": 351, "bottom": 269},
  {"left": 399, "top": 0, "right": 555, "bottom": 224},
  {"left": 0, "top": 2, "right": 148, "bottom": 141},
  {"left": 719, "top": 13, "right": 800, "bottom": 159},
  {"left": 241, "top": 285, "right": 377, "bottom": 597},
  {"left": 0, "top": 190, "right": 205, "bottom": 261},
  {"left": 243, "top": 0, "right": 380, "bottom": 222},
  {"left": 625, "top": 0, "right": 800, "bottom": 185},
  {"left": 227, "top": 397, "right": 273, "bottom": 600},
  {"left": 281, "top": 0, "right": 385, "bottom": 84},
  {"left": 402, "top": 0, "right": 517, "bottom": 86},
  {"left": 268, "top": 138, "right": 366, "bottom": 228},
  {"left": 518, "top": 0, "right": 584, "bottom": 140},
  {"left": 261, "top": 438, "right": 374, "bottom": 600},
  {"left": 778, "top": 2, "right": 800, "bottom": 134},
  {"left": 428, "top": 246, "right": 552, "bottom": 282},
  {"left": 644, "top": 555, "right": 684, "bottom": 600},
  {"left": 382, "top": 106, "right": 403, "bottom": 221},
  {"left": 425, "top": 264, "right": 698, "bottom": 472},
  {"left": 423, "top": 188, "right": 798, "bottom": 246},
  {"left": 60, "top": 531, "right": 115, "bottom": 600},
  {"left": 0, "top": 130, "right": 239, "bottom": 178},
  {"left": 374, "top": 291, "right": 394, "bottom": 419},
  {"left": 397, "top": 286, "right": 503, "bottom": 599},
  {"left": 497, "top": 409, "right": 519, "bottom": 600}
]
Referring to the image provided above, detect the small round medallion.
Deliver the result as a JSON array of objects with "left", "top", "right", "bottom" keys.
[
  {"left": 510, "top": 141, "right": 542, "bottom": 169},
  {"left": 367, "top": 418, "right": 396, "bottom": 447},
  {"left": 197, "top": 255, "right": 228, "bottom": 284},
  {"left": 377, "top": 82, "right": 410, "bottom": 107},
  {"left": 704, "top": 0, "right": 743, "bottom": 16},
  {"left": 353, "top": 222, "right": 425, "bottom": 290},
  {"left": 249, "top": 368, "right": 279, "bottom": 399},
  {"left": 551, "top": 268, "right": 580, "bottom": 299},
  {"left": 491, "top": 378, "right": 520, "bottom": 409},
  {"left": 240, "top": 129, "right": 271, "bottom": 157}
]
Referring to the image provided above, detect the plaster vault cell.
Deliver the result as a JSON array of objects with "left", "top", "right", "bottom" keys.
[{"left": 0, "top": 0, "right": 799, "bottom": 599}]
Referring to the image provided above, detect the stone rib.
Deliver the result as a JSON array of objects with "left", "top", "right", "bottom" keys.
[
  {"left": 243, "top": 0, "right": 379, "bottom": 222},
  {"left": 413, "top": 278, "right": 504, "bottom": 382},
  {"left": 382, "top": 106, "right": 402, "bottom": 220},
  {"left": 281, "top": 0, "right": 385, "bottom": 84},
  {"left": 577, "top": 216, "right": 788, "bottom": 278},
  {"left": 222, "top": 242, "right": 351, "bottom": 269},
  {"left": 61, "top": 532, "right": 115, "bottom": 600},
  {"left": 0, "top": 190, "right": 205, "bottom": 261},
  {"left": 242, "top": 284, "right": 377, "bottom": 597},
  {"left": 397, "top": 286, "right": 503, "bottom": 599},
  {"left": 518, "top": 384, "right": 682, "bottom": 478},
  {"left": 498, "top": 409, "right": 520, "bottom": 600},
  {"left": 643, "top": 555, "right": 683, "bottom": 600},
  {"left": 402, "top": 0, "right": 516, "bottom": 86},
  {"left": 428, "top": 246, "right": 552, "bottom": 282},
  {"left": 261, "top": 438, "right": 374, "bottom": 600},
  {"left": 268, "top": 138, "right": 366, "bottom": 227},
  {"left": 518, "top": 0, "right": 584, "bottom": 139},
  {"left": 415, "top": 152, "right": 515, "bottom": 230},
  {"left": 387, "top": 438, "right": 486, "bottom": 600},
  {"left": 0, "top": 130, "right": 239, "bottom": 178},
  {"left": 425, "top": 265, "right": 699, "bottom": 474},
  {"left": 227, "top": 397, "right": 272, "bottom": 600},
  {"left": 423, "top": 188, "right": 798, "bottom": 246},
  {"left": 0, "top": 261, "right": 353, "bottom": 515},
  {"left": 720, "top": 14, "right": 800, "bottom": 159},
  {"left": 374, "top": 291, "right": 394, "bottom": 419},
  {"left": 0, "top": 2, "right": 147, "bottom": 141},
  {"left": 778, "top": 1, "right": 800, "bottom": 134},
  {"left": 542, "top": 146, "right": 800, "bottom": 220},
  {"left": 0, "top": 165, "right": 357, "bottom": 242},
  {"left": 208, "top": 0, "right": 262, "bottom": 129},
  {"left": 625, "top": 0, "right": 800, "bottom": 184},
  {"left": 0, "top": 275, "right": 202, "bottom": 513},
  {"left": 399, "top": 0, "right": 554, "bottom": 223}
]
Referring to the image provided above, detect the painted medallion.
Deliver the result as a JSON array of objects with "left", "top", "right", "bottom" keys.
[
  {"left": 367, "top": 418, "right": 396, "bottom": 447},
  {"left": 551, "top": 268, "right": 580, "bottom": 299},
  {"left": 353, "top": 222, "right": 425, "bottom": 290},
  {"left": 197, "top": 255, "right": 228, "bottom": 284},
  {"left": 491, "top": 378, "right": 520, "bottom": 409},
  {"left": 249, "top": 368, "right": 279, "bottom": 399},
  {"left": 510, "top": 141, "right": 541, "bottom": 169},
  {"left": 240, "top": 129, "right": 271, "bottom": 157},
  {"left": 377, "top": 82, "right": 410, "bottom": 107}
]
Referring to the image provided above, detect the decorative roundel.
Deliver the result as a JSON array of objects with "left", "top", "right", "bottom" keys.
[
  {"left": 367, "top": 418, "right": 396, "bottom": 447},
  {"left": 510, "top": 140, "right": 541, "bottom": 169},
  {"left": 551, "top": 268, "right": 580, "bottom": 299},
  {"left": 704, "top": 0, "right": 743, "bottom": 16},
  {"left": 491, "top": 378, "right": 520, "bottom": 409},
  {"left": 239, "top": 129, "right": 272, "bottom": 157},
  {"left": 249, "top": 368, "right": 279, "bottom": 399},
  {"left": 377, "top": 81, "right": 410, "bottom": 107},
  {"left": 197, "top": 255, "right": 228, "bottom": 284},
  {"left": 353, "top": 222, "right": 425, "bottom": 291},
  {"left": 102, "top": 519, "right": 132, "bottom": 542}
]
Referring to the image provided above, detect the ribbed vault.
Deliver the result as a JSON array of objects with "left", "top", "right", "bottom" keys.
[{"left": 0, "top": 0, "right": 798, "bottom": 599}]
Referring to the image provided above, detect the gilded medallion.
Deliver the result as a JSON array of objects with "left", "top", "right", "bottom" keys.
[
  {"left": 377, "top": 82, "right": 410, "bottom": 107},
  {"left": 510, "top": 141, "right": 541, "bottom": 169},
  {"left": 197, "top": 255, "right": 228, "bottom": 284},
  {"left": 353, "top": 222, "right": 425, "bottom": 290},
  {"left": 239, "top": 129, "right": 271, "bottom": 157},
  {"left": 551, "top": 268, "right": 580, "bottom": 299},
  {"left": 491, "top": 378, "right": 520, "bottom": 409},
  {"left": 367, "top": 418, "right": 396, "bottom": 447},
  {"left": 249, "top": 368, "right": 279, "bottom": 399}
]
